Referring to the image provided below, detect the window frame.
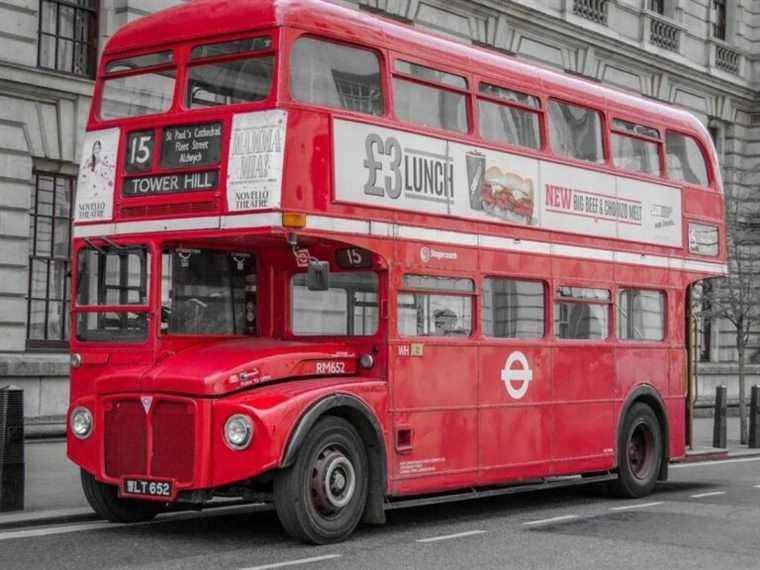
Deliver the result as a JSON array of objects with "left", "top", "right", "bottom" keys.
[
  {"left": 286, "top": 33, "right": 388, "bottom": 119},
  {"left": 70, "top": 241, "right": 155, "bottom": 346},
  {"left": 27, "top": 172, "right": 75, "bottom": 351},
  {"left": 553, "top": 284, "right": 612, "bottom": 341},
  {"left": 97, "top": 48, "right": 178, "bottom": 122},
  {"left": 481, "top": 276, "right": 548, "bottom": 340},
  {"left": 664, "top": 129, "right": 713, "bottom": 189},
  {"left": 159, "top": 245, "right": 257, "bottom": 338},
  {"left": 476, "top": 81, "right": 544, "bottom": 152},
  {"left": 396, "top": 274, "right": 476, "bottom": 339},
  {"left": 610, "top": 117, "right": 665, "bottom": 179},
  {"left": 546, "top": 97, "right": 608, "bottom": 166},
  {"left": 183, "top": 32, "right": 277, "bottom": 112},
  {"left": 616, "top": 287, "right": 668, "bottom": 343},
  {"left": 37, "top": 0, "right": 99, "bottom": 79},
  {"left": 390, "top": 54, "right": 472, "bottom": 135},
  {"left": 288, "top": 269, "right": 381, "bottom": 338}
]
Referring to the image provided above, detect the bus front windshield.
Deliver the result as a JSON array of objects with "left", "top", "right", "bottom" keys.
[{"left": 161, "top": 248, "right": 257, "bottom": 336}]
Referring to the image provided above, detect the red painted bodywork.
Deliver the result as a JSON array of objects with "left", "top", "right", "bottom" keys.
[{"left": 68, "top": 0, "right": 725, "bottom": 502}]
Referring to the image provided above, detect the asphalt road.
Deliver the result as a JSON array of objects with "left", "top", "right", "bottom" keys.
[{"left": 2, "top": 456, "right": 759, "bottom": 570}]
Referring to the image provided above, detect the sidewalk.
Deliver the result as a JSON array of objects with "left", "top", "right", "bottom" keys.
[{"left": 1, "top": 416, "right": 758, "bottom": 529}]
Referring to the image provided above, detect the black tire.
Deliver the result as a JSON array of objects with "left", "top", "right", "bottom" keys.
[
  {"left": 274, "top": 416, "right": 369, "bottom": 544},
  {"left": 612, "top": 403, "right": 663, "bottom": 498},
  {"left": 81, "top": 470, "right": 165, "bottom": 523}
]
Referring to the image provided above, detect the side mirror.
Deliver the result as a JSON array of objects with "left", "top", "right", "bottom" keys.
[{"left": 306, "top": 261, "right": 330, "bottom": 291}]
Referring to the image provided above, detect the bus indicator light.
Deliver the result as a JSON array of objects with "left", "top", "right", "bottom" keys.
[{"left": 282, "top": 212, "right": 307, "bottom": 229}]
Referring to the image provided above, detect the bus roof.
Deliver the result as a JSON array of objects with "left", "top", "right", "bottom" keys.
[{"left": 104, "top": 0, "right": 708, "bottom": 144}]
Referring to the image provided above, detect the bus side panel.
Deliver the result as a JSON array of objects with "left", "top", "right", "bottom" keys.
[
  {"left": 666, "top": 395, "right": 686, "bottom": 460},
  {"left": 477, "top": 344, "right": 554, "bottom": 485},
  {"left": 551, "top": 344, "right": 616, "bottom": 474},
  {"left": 388, "top": 341, "right": 479, "bottom": 495}
]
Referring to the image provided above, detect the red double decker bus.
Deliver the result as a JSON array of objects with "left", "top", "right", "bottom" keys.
[{"left": 67, "top": 0, "right": 726, "bottom": 544}]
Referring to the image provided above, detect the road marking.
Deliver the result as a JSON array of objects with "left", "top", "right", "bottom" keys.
[
  {"left": 523, "top": 515, "right": 578, "bottom": 526},
  {"left": 240, "top": 554, "right": 342, "bottom": 570},
  {"left": 0, "top": 503, "right": 271, "bottom": 542},
  {"left": 690, "top": 491, "right": 726, "bottom": 499},
  {"left": 672, "top": 456, "right": 760, "bottom": 468},
  {"left": 609, "top": 501, "right": 664, "bottom": 511},
  {"left": 0, "top": 521, "right": 125, "bottom": 541},
  {"left": 416, "top": 530, "right": 488, "bottom": 543}
]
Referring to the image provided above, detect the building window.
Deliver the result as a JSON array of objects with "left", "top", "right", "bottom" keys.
[
  {"left": 649, "top": 0, "right": 665, "bottom": 14},
  {"left": 713, "top": 0, "right": 727, "bottom": 40},
  {"left": 38, "top": 0, "right": 99, "bottom": 78},
  {"left": 28, "top": 173, "right": 74, "bottom": 349}
]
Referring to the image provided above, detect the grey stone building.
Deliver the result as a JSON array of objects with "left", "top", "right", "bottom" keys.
[{"left": 0, "top": 0, "right": 756, "bottom": 431}]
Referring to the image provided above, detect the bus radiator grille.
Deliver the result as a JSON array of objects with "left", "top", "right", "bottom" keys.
[{"left": 104, "top": 397, "right": 195, "bottom": 484}]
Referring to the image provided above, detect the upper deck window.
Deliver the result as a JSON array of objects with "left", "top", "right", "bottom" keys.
[
  {"left": 186, "top": 36, "right": 274, "bottom": 109},
  {"left": 394, "top": 61, "right": 467, "bottom": 89},
  {"left": 611, "top": 119, "right": 661, "bottom": 177},
  {"left": 290, "top": 37, "right": 383, "bottom": 116},
  {"left": 666, "top": 131, "right": 709, "bottom": 187},
  {"left": 393, "top": 61, "right": 469, "bottom": 134},
  {"left": 478, "top": 82, "right": 541, "bottom": 150},
  {"left": 105, "top": 51, "right": 173, "bottom": 73},
  {"left": 548, "top": 100, "right": 604, "bottom": 164},
  {"left": 100, "top": 51, "right": 176, "bottom": 120},
  {"left": 190, "top": 37, "right": 272, "bottom": 60}
]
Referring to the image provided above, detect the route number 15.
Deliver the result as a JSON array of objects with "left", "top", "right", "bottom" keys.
[{"left": 125, "top": 130, "right": 155, "bottom": 173}]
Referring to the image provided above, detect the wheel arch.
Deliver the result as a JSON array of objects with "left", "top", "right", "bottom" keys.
[
  {"left": 280, "top": 393, "right": 387, "bottom": 524},
  {"left": 617, "top": 385, "right": 670, "bottom": 481}
]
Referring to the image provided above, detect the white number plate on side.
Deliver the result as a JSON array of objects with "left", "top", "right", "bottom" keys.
[{"left": 120, "top": 478, "right": 175, "bottom": 500}]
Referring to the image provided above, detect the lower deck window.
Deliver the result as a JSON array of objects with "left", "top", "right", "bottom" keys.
[
  {"left": 397, "top": 275, "right": 473, "bottom": 337},
  {"left": 483, "top": 278, "right": 544, "bottom": 339},
  {"left": 618, "top": 289, "right": 665, "bottom": 341},
  {"left": 554, "top": 286, "right": 610, "bottom": 340},
  {"left": 291, "top": 272, "right": 379, "bottom": 336}
]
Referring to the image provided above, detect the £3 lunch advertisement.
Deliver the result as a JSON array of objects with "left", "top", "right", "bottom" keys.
[{"left": 333, "top": 119, "right": 682, "bottom": 248}]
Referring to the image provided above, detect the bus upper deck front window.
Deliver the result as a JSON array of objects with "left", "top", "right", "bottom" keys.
[
  {"left": 186, "top": 36, "right": 274, "bottom": 109},
  {"left": 162, "top": 248, "right": 257, "bottom": 336},
  {"left": 100, "top": 51, "right": 176, "bottom": 120}
]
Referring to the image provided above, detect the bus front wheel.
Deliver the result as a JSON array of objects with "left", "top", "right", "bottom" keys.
[
  {"left": 613, "top": 403, "right": 663, "bottom": 498},
  {"left": 81, "top": 470, "right": 165, "bottom": 523},
  {"left": 274, "top": 416, "right": 369, "bottom": 544}
]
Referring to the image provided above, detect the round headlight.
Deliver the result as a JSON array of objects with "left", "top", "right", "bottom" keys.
[
  {"left": 224, "top": 414, "right": 253, "bottom": 450},
  {"left": 70, "top": 353, "right": 82, "bottom": 369},
  {"left": 70, "top": 407, "right": 93, "bottom": 439}
]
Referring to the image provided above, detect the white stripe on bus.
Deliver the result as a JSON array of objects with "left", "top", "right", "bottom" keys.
[{"left": 73, "top": 213, "right": 728, "bottom": 275}]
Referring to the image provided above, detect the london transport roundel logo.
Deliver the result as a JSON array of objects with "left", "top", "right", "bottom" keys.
[{"left": 501, "top": 351, "right": 533, "bottom": 400}]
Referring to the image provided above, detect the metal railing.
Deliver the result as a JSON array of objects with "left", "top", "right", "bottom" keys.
[
  {"left": 715, "top": 44, "right": 740, "bottom": 75},
  {"left": 649, "top": 15, "right": 680, "bottom": 52},
  {"left": 573, "top": 0, "right": 608, "bottom": 25}
]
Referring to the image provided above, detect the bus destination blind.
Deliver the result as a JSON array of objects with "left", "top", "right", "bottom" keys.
[
  {"left": 160, "top": 122, "right": 223, "bottom": 169},
  {"left": 123, "top": 171, "right": 218, "bottom": 197}
]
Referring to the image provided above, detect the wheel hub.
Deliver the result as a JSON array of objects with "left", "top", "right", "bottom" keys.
[
  {"left": 628, "top": 422, "right": 654, "bottom": 480},
  {"left": 311, "top": 448, "right": 356, "bottom": 514}
]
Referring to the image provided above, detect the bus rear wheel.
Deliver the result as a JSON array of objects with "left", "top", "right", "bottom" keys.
[
  {"left": 274, "top": 416, "right": 368, "bottom": 544},
  {"left": 612, "top": 403, "right": 662, "bottom": 498},
  {"left": 81, "top": 470, "right": 165, "bottom": 523}
]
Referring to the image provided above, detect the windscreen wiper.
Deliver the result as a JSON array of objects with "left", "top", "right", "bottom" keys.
[{"left": 83, "top": 237, "right": 105, "bottom": 253}]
